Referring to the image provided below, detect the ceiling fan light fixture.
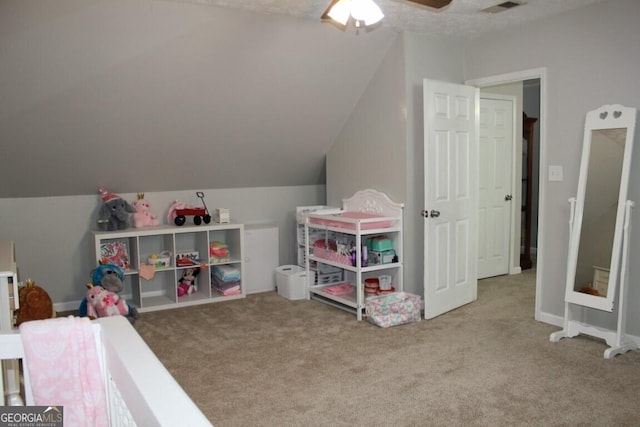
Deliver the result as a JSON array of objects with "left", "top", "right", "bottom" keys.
[
  {"left": 327, "top": 0, "right": 352, "bottom": 25},
  {"left": 351, "top": 0, "right": 384, "bottom": 25},
  {"left": 326, "top": 0, "right": 384, "bottom": 27}
]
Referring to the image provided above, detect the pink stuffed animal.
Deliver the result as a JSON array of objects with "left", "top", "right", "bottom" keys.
[
  {"left": 132, "top": 193, "right": 160, "bottom": 228},
  {"left": 85, "top": 283, "right": 130, "bottom": 319},
  {"left": 167, "top": 200, "right": 189, "bottom": 224}
]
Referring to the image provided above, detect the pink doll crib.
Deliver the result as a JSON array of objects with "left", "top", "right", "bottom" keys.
[{"left": 0, "top": 315, "right": 211, "bottom": 426}]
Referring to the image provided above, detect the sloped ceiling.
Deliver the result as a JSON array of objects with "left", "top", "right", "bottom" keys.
[
  {"left": 0, "top": 0, "right": 607, "bottom": 197},
  {"left": 0, "top": 0, "right": 396, "bottom": 197},
  {"left": 181, "top": 0, "right": 607, "bottom": 37}
]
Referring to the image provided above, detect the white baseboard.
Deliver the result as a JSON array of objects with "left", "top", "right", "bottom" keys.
[
  {"left": 537, "top": 310, "right": 563, "bottom": 327},
  {"left": 54, "top": 300, "right": 82, "bottom": 313},
  {"left": 54, "top": 291, "right": 138, "bottom": 313}
]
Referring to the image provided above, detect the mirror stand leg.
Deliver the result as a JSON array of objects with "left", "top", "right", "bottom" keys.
[
  {"left": 550, "top": 301, "right": 572, "bottom": 342},
  {"left": 603, "top": 200, "right": 637, "bottom": 359}
]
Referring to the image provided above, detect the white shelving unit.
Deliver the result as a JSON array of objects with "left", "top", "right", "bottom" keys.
[
  {"left": 93, "top": 224, "right": 245, "bottom": 313},
  {"left": 304, "top": 190, "right": 404, "bottom": 320},
  {"left": 295, "top": 206, "right": 341, "bottom": 280}
]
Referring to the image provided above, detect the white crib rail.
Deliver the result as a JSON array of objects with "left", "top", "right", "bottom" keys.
[
  {"left": 0, "top": 332, "right": 29, "bottom": 406},
  {"left": 0, "top": 316, "right": 212, "bottom": 427}
]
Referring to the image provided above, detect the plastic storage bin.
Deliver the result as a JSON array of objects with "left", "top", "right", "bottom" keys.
[{"left": 275, "top": 265, "right": 313, "bottom": 300}]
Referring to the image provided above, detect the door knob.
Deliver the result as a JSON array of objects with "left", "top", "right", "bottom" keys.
[
  {"left": 505, "top": 195, "right": 513, "bottom": 201},
  {"left": 430, "top": 210, "right": 440, "bottom": 218}
]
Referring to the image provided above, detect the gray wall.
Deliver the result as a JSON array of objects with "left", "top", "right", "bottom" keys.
[
  {"left": 4, "top": 0, "right": 640, "bottom": 334},
  {"left": 327, "top": 0, "right": 640, "bottom": 334},
  {"left": 326, "top": 35, "right": 406, "bottom": 204},
  {"left": 327, "top": 32, "right": 466, "bottom": 296},
  {"left": 465, "top": 0, "right": 640, "bottom": 332},
  {"left": 0, "top": 0, "right": 393, "bottom": 309},
  {"left": 0, "top": 0, "right": 396, "bottom": 198},
  {"left": 0, "top": 185, "right": 325, "bottom": 309}
]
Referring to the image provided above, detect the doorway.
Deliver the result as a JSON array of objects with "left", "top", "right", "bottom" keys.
[{"left": 467, "top": 68, "right": 546, "bottom": 322}]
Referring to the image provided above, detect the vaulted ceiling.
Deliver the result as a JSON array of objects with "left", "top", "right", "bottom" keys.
[
  {"left": 180, "top": 0, "right": 607, "bottom": 37},
  {"left": 0, "top": 0, "right": 608, "bottom": 197}
]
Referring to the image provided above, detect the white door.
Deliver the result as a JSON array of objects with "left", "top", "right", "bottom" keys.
[
  {"left": 423, "top": 79, "right": 479, "bottom": 319},
  {"left": 477, "top": 96, "right": 514, "bottom": 279}
]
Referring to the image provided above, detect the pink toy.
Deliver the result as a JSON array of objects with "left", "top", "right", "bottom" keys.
[
  {"left": 177, "top": 268, "right": 199, "bottom": 297},
  {"left": 132, "top": 193, "right": 160, "bottom": 228},
  {"left": 167, "top": 192, "right": 211, "bottom": 226},
  {"left": 85, "top": 283, "right": 130, "bottom": 319},
  {"left": 167, "top": 200, "right": 189, "bottom": 224}
]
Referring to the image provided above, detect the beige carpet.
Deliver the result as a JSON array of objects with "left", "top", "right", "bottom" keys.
[{"left": 135, "top": 269, "right": 640, "bottom": 426}]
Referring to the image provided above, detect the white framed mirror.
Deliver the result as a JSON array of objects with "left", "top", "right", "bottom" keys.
[{"left": 564, "top": 104, "right": 636, "bottom": 311}]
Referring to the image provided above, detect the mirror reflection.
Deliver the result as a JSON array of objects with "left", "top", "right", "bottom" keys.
[{"left": 573, "top": 128, "right": 626, "bottom": 297}]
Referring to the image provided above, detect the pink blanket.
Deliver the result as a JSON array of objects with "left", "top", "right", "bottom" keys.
[
  {"left": 310, "top": 211, "right": 393, "bottom": 230},
  {"left": 322, "top": 282, "right": 354, "bottom": 296},
  {"left": 19, "top": 317, "right": 109, "bottom": 427}
]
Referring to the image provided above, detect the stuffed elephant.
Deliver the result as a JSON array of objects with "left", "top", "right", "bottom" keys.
[{"left": 97, "top": 187, "right": 135, "bottom": 231}]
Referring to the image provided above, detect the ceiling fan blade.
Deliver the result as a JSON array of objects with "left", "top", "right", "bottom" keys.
[
  {"left": 321, "top": 0, "right": 341, "bottom": 20},
  {"left": 406, "top": 0, "right": 452, "bottom": 9}
]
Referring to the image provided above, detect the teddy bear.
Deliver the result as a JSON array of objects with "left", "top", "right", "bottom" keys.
[
  {"left": 177, "top": 268, "right": 200, "bottom": 297},
  {"left": 14, "top": 279, "right": 56, "bottom": 327},
  {"left": 132, "top": 193, "right": 161, "bottom": 228},
  {"left": 78, "top": 264, "right": 138, "bottom": 323}
]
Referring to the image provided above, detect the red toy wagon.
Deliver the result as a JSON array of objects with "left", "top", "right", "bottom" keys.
[{"left": 169, "top": 192, "right": 212, "bottom": 226}]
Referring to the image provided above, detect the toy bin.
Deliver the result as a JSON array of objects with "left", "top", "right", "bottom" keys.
[{"left": 275, "top": 265, "right": 314, "bottom": 300}]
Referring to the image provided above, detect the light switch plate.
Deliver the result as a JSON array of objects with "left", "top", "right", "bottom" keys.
[{"left": 549, "top": 165, "right": 563, "bottom": 182}]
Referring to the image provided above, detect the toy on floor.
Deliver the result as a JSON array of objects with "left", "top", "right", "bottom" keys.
[
  {"left": 78, "top": 264, "right": 138, "bottom": 323},
  {"left": 177, "top": 267, "right": 200, "bottom": 297},
  {"left": 97, "top": 187, "right": 135, "bottom": 231},
  {"left": 86, "top": 283, "right": 130, "bottom": 318},
  {"left": 14, "top": 279, "right": 56, "bottom": 327},
  {"left": 132, "top": 193, "right": 161, "bottom": 228}
]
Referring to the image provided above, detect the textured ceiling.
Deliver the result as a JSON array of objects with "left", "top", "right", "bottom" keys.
[{"left": 176, "top": 0, "right": 608, "bottom": 37}]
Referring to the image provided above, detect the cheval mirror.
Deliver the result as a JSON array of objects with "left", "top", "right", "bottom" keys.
[
  {"left": 564, "top": 104, "right": 636, "bottom": 312},
  {"left": 551, "top": 104, "right": 637, "bottom": 358}
]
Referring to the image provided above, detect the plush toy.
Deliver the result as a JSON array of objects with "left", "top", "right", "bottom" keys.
[
  {"left": 132, "top": 193, "right": 161, "bottom": 228},
  {"left": 14, "top": 279, "right": 56, "bottom": 327},
  {"left": 167, "top": 200, "right": 189, "bottom": 224},
  {"left": 97, "top": 187, "right": 135, "bottom": 231},
  {"left": 85, "top": 283, "right": 130, "bottom": 318},
  {"left": 177, "top": 268, "right": 200, "bottom": 297},
  {"left": 78, "top": 264, "right": 138, "bottom": 323}
]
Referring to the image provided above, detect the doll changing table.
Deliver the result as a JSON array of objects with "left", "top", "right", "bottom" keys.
[{"left": 304, "top": 189, "right": 404, "bottom": 320}]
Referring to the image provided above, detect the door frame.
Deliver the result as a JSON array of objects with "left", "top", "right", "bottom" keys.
[
  {"left": 466, "top": 67, "right": 547, "bottom": 323},
  {"left": 478, "top": 94, "right": 518, "bottom": 278}
]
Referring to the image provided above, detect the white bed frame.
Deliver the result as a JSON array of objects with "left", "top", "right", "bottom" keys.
[{"left": 0, "top": 316, "right": 212, "bottom": 426}]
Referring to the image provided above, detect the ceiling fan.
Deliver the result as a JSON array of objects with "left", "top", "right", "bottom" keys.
[{"left": 321, "top": 0, "right": 453, "bottom": 24}]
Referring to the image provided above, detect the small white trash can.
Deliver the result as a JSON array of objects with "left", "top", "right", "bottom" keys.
[{"left": 275, "top": 265, "right": 313, "bottom": 300}]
